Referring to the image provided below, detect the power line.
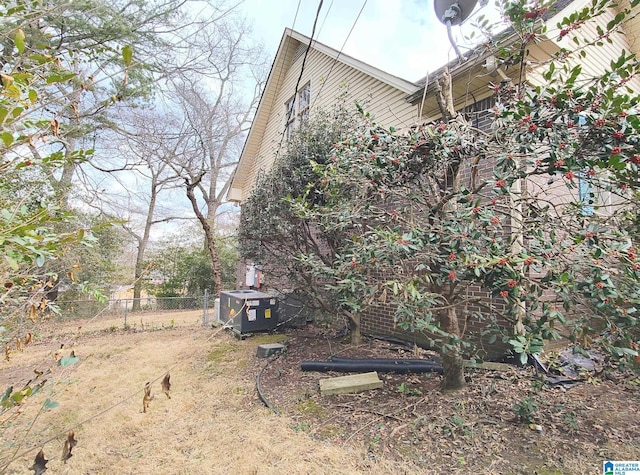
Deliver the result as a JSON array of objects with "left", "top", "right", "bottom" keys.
[
  {"left": 291, "top": 0, "right": 324, "bottom": 116},
  {"left": 316, "top": 0, "right": 334, "bottom": 38},
  {"left": 309, "top": 0, "right": 367, "bottom": 110},
  {"left": 274, "top": 0, "right": 324, "bottom": 157},
  {"left": 241, "top": 0, "right": 301, "bottom": 186}
]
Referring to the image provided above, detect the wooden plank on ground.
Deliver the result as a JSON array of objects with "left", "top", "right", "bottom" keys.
[{"left": 319, "top": 371, "right": 383, "bottom": 396}]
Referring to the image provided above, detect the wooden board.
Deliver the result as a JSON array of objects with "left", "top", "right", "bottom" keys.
[{"left": 319, "top": 371, "right": 383, "bottom": 396}]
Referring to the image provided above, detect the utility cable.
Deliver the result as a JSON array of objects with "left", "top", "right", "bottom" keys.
[
  {"left": 316, "top": 0, "right": 334, "bottom": 39},
  {"left": 309, "top": 0, "right": 367, "bottom": 111},
  {"left": 256, "top": 353, "right": 282, "bottom": 415},
  {"left": 273, "top": 0, "right": 324, "bottom": 158},
  {"left": 291, "top": 0, "right": 324, "bottom": 112}
]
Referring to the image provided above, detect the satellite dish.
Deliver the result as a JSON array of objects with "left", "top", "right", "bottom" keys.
[{"left": 434, "top": 0, "right": 479, "bottom": 26}]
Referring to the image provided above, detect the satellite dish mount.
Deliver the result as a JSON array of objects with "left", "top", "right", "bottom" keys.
[{"left": 434, "top": 0, "right": 479, "bottom": 61}]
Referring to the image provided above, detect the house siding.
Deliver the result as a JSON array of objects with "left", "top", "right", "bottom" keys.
[
  {"left": 239, "top": 42, "right": 418, "bottom": 202},
  {"left": 531, "top": 0, "right": 640, "bottom": 91}
]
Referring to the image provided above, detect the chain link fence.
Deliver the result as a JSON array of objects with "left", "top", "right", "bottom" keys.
[{"left": 52, "top": 295, "right": 213, "bottom": 331}]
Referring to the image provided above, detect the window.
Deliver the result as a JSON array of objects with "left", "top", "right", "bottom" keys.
[
  {"left": 578, "top": 172, "right": 594, "bottom": 216},
  {"left": 285, "top": 96, "right": 296, "bottom": 140},
  {"left": 285, "top": 83, "right": 311, "bottom": 139}
]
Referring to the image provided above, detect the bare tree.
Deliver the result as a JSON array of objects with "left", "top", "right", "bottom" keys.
[
  {"left": 163, "top": 17, "right": 268, "bottom": 294},
  {"left": 80, "top": 108, "right": 189, "bottom": 309}
]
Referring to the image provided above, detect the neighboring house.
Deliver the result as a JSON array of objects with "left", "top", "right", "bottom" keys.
[{"left": 231, "top": 0, "right": 639, "bottom": 356}]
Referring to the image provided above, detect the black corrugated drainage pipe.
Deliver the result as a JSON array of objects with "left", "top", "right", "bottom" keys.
[
  {"left": 330, "top": 356, "right": 441, "bottom": 365},
  {"left": 300, "top": 360, "right": 443, "bottom": 374}
]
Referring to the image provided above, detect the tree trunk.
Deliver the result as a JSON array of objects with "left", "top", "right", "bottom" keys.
[
  {"left": 440, "top": 350, "right": 466, "bottom": 391},
  {"left": 132, "top": 178, "right": 158, "bottom": 311},
  {"left": 439, "top": 306, "right": 466, "bottom": 391},
  {"left": 185, "top": 177, "right": 222, "bottom": 295},
  {"left": 132, "top": 240, "right": 145, "bottom": 311},
  {"left": 347, "top": 312, "right": 362, "bottom": 345}
]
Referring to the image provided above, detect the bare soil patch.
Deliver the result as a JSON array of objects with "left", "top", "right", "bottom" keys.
[{"left": 2, "top": 316, "right": 639, "bottom": 474}]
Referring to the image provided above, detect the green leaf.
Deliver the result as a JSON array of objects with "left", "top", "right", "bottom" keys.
[
  {"left": 616, "top": 347, "right": 638, "bottom": 357},
  {"left": 5, "top": 255, "right": 19, "bottom": 270},
  {"left": 1, "top": 132, "right": 13, "bottom": 147},
  {"left": 519, "top": 351, "right": 528, "bottom": 365},
  {"left": 122, "top": 45, "right": 133, "bottom": 67},
  {"left": 14, "top": 28, "right": 25, "bottom": 54},
  {"left": 59, "top": 355, "right": 79, "bottom": 367},
  {"left": 28, "top": 89, "right": 37, "bottom": 103},
  {"left": 46, "top": 72, "right": 76, "bottom": 84},
  {"left": 11, "top": 390, "right": 26, "bottom": 404},
  {"left": 1, "top": 386, "right": 13, "bottom": 405}
]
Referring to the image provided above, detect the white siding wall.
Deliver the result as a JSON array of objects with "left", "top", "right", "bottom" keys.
[
  {"left": 241, "top": 46, "right": 418, "bottom": 201},
  {"left": 530, "top": 0, "right": 640, "bottom": 90}
]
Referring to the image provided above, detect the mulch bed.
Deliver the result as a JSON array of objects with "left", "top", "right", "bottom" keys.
[{"left": 250, "top": 324, "right": 640, "bottom": 474}]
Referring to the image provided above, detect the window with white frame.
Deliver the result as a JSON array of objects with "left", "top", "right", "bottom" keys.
[{"left": 285, "top": 83, "right": 311, "bottom": 139}]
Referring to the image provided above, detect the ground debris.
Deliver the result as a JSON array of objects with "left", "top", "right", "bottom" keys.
[{"left": 253, "top": 325, "right": 640, "bottom": 474}]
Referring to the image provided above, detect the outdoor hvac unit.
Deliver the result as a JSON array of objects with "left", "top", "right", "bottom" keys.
[{"left": 219, "top": 290, "right": 279, "bottom": 334}]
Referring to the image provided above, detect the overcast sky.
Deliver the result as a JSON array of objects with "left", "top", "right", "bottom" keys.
[{"left": 237, "top": 0, "right": 502, "bottom": 83}]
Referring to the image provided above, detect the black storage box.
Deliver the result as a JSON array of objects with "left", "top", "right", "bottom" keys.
[{"left": 219, "top": 290, "right": 279, "bottom": 334}]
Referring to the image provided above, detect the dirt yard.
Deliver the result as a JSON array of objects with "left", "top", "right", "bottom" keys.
[{"left": 1, "top": 314, "right": 639, "bottom": 474}]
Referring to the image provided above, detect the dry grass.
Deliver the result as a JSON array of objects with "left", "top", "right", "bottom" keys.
[
  {"left": 4, "top": 314, "right": 638, "bottom": 474},
  {"left": 1, "top": 318, "right": 413, "bottom": 475}
]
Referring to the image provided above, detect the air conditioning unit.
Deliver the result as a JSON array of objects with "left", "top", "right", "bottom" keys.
[{"left": 219, "top": 290, "right": 279, "bottom": 335}]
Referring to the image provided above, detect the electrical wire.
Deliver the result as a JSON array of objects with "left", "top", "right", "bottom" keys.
[
  {"left": 256, "top": 353, "right": 282, "bottom": 415},
  {"left": 316, "top": 0, "right": 334, "bottom": 39},
  {"left": 446, "top": 20, "right": 464, "bottom": 63},
  {"left": 309, "top": 0, "right": 367, "bottom": 111},
  {"left": 291, "top": 0, "right": 324, "bottom": 114},
  {"left": 283, "top": 0, "right": 303, "bottom": 83},
  {"left": 273, "top": 0, "right": 324, "bottom": 157}
]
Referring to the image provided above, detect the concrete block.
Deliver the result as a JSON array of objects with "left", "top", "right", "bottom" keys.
[{"left": 256, "top": 343, "right": 286, "bottom": 358}]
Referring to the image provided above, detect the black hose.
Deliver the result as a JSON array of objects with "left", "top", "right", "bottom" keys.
[
  {"left": 256, "top": 354, "right": 281, "bottom": 415},
  {"left": 300, "top": 360, "right": 443, "bottom": 374}
]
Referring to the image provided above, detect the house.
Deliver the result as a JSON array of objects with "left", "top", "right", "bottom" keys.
[
  {"left": 227, "top": 28, "right": 421, "bottom": 205},
  {"left": 231, "top": 0, "right": 639, "bottom": 355}
]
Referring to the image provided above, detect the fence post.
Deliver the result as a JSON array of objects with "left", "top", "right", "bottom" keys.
[
  {"left": 124, "top": 299, "right": 128, "bottom": 328},
  {"left": 203, "top": 289, "right": 209, "bottom": 325}
]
